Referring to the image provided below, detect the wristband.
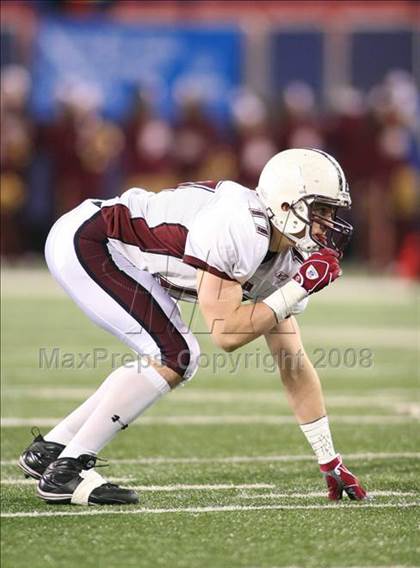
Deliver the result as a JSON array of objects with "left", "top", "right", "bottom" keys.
[{"left": 262, "top": 279, "right": 308, "bottom": 322}]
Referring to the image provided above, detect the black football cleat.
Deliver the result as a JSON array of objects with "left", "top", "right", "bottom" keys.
[
  {"left": 37, "top": 454, "right": 139, "bottom": 505},
  {"left": 18, "top": 428, "right": 65, "bottom": 480}
]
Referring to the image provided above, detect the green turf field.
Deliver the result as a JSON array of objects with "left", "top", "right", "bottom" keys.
[{"left": 1, "top": 267, "right": 419, "bottom": 568}]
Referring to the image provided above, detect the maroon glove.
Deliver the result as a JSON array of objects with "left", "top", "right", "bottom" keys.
[
  {"left": 320, "top": 454, "right": 368, "bottom": 501},
  {"left": 293, "top": 248, "right": 341, "bottom": 294}
]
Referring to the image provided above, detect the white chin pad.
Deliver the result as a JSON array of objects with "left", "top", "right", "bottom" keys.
[
  {"left": 71, "top": 468, "right": 107, "bottom": 505},
  {"left": 294, "top": 235, "right": 320, "bottom": 253},
  {"left": 284, "top": 223, "right": 320, "bottom": 254}
]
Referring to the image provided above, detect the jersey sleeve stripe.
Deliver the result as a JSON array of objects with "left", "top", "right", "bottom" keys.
[
  {"left": 249, "top": 207, "right": 270, "bottom": 239},
  {"left": 249, "top": 208, "right": 267, "bottom": 218},
  {"left": 182, "top": 255, "right": 236, "bottom": 282},
  {"left": 177, "top": 180, "right": 220, "bottom": 193},
  {"left": 256, "top": 226, "right": 269, "bottom": 237},
  {"left": 101, "top": 204, "right": 188, "bottom": 258}
]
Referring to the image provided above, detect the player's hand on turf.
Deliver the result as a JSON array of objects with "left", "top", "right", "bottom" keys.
[
  {"left": 320, "top": 454, "right": 368, "bottom": 501},
  {"left": 293, "top": 248, "right": 341, "bottom": 295}
]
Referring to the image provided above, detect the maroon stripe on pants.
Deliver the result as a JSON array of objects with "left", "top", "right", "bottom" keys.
[{"left": 73, "top": 211, "right": 190, "bottom": 377}]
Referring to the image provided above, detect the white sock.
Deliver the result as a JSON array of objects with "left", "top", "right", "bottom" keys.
[
  {"left": 58, "top": 363, "right": 170, "bottom": 459},
  {"left": 44, "top": 366, "right": 131, "bottom": 445},
  {"left": 299, "top": 416, "right": 337, "bottom": 465}
]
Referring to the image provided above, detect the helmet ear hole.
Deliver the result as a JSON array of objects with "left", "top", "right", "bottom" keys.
[{"left": 281, "top": 202, "right": 290, "bottom": 211}]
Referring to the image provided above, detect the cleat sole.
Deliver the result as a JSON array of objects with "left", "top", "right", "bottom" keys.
[
  {"left": 18, "top": 456, "right": 42, "bottom": 480},
  {"left": 37, "top": 486, "right": 73, "bottom": 504}
]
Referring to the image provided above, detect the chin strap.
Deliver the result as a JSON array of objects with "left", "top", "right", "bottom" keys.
[
  {"left": 286, "top": 224, "right": 320, "bottom": 254},
  {"left": 293, "top": 235, "right": 320, "bottom": 253},
  {"left": 271, "top": 209, "right": 321, "bottom": 254}
]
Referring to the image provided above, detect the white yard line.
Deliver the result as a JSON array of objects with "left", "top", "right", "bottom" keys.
[
  {"left": 2, "top": 362, "right": 416, "bottom": 387},
  {"left": 171, "top": 391, "right": 420, "bottom": 408},
  {"left": 3, "top": 388, "right": 418, "bottom": 406},
  {"left": 1, "top": 480, "right": 274, "bottom": 491},
  {"left": 1, "top": 415, "right": 418, "bottom": 428},
  {"left": 3, "top": 388, "right": 419, "bottom": 416},
  {"left": 3, "top": 387, "right": 96, "bottom": 400},
  {"left": 2, "top": 452, "right": 419, "bottom": 467},
  {"left": 0, "top": 476, "right": 135, "bottom": 486},
  {"left": 299, "top": 327, "right": 418, "bottom": 349},
  {"left": 1, "top": 481, "right": 414, "bottom": 498},
  {"left": 311, "top": 275, "right": 418, "bottom": 305},
  {"left": 3, "top": 268, "right": 418, "bottom": 304},
  {"left": 239, "top": 491, "right": 418, "bottom": 499},
  {"left": 2, "top": 502, "right": 419, "bottom": 519},
  {"left": 245, "top": 566, "right": 420, "bottom": 568},
  {"left": 26, "top": 327, "right": 414, "bottom": 349}
]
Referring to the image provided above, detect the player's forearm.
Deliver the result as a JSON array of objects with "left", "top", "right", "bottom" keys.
[
  {"left": 212, "top": 301, "right": 277, "bottom": 352},
  {"left": 212, "top": 280, "right": 310, "bottom": 351}
]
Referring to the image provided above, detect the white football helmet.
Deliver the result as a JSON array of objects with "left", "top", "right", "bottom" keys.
[{"left": 256, "top": 148, "right": 353, "bottom": 253}]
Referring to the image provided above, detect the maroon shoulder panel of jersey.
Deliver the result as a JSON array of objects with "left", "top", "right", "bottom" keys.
[
  {"left": 177, "top": 180, "right": 220, "bottom": 192},
  {"left": 101, "top": 203, "right": 188, "bottom": 258}
]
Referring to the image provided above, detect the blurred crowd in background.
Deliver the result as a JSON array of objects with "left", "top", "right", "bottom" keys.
[{"left": 1, "top": 1, "right": 419, "bottom": 278}]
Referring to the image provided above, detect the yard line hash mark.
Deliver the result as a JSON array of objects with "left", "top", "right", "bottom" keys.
[
  {"left": 1, "top": 415, "right": 418, "bottom": 428},
  {"left": 2, "top": 502, "right": 419, "bottom": 519},
  {"left": 2, "top": 481, "right": 416, "bottom": 499},
  {"left": 0, "top": 480, "right": 275, "bottom": 491},
  {"left": 2, "top": 452, "right": 419, "bottom": 467},
  {"left": 239, "top": 491, "right": 418, "bottom": 499}
]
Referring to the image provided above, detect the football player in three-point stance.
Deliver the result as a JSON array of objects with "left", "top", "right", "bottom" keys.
[{"left": 19, "top": 148, "right": 367, "bottom": 505}]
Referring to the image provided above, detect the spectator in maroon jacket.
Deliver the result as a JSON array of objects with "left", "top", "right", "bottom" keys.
[
  {"left": 45, "top": 82, "right": 123, "bottom": 215},
  {"left": 172, "top": 89, "right": 220, "bottom": 182},
  {"left": 230, "top": 89, "right": 276, "bottom": 189},
  {"left": 325, "top": 86, "right": 378, "bottom": 262},
  {"left": 0, "top": 65, "right": 32, "bottom": 258},
  {"left": 276, "top": 81, "right": 324, "bottom": 151},
  {"left": 122, "top": 90, "right": 175, "bottom": 192},
  {"left": 364, "top": 71, "right": 419, "bottom": 270}
]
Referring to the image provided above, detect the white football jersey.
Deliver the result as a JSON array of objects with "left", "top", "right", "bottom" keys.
[{"left": 96, "top": 180, "right": 308, "bottom": 314}]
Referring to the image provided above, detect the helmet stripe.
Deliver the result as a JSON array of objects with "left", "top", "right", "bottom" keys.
[{"left": 308, "top": 148, "right": 345, "bottom": 193}]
